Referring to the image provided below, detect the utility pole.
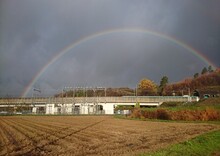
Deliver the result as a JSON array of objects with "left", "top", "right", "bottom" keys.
[
  {"left": 105, "top": 87, "right": 106, "bottom": 104},
  {"left": 32, "top": 87, "right": 41, "bottom": 114},
  {"left": 85, "top": 87, "right": 87, "bottom": 103},
  {"left": 72, "top": 87, "right": 75, "bottom": 104},
  {"left": 188, "top": 88, "right": 191, "bottom": 102},
  {"left": 62, "top": 88, "right": 64, "bottom": 114},
  {"left": 135, "top": 85, "right": 138, "bottom": 104}
]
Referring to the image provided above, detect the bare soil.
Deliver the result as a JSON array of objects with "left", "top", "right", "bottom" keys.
[{"left": 0, "top": 116, "right": 219, "bottom": 156}]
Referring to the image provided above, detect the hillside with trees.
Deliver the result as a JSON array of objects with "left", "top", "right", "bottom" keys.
[
  {"left": 55, "top": 66, "right": 220, "bottom": 97},
  {"left": 164, "top": 67, "right": 220, "bottom": 97},
  {"left": 55, "top": 87, "right": 135, "bottom": 97}
]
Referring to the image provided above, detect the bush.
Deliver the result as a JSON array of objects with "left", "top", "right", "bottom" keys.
[
  {"left": 156, "top": 109, "right": 171, "bottom": 120},
  {"left": 128, "top": 107, "right": 220, "bottom": 121},
  {"left": 130, "top": 108, "right": 142, "bottom": 118},
  {"left": 200, "top": 108, "right": 220, "bottom": 121}
]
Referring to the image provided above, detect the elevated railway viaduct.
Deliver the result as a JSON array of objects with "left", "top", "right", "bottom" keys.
[{"left": 0, "top": 96, "right": 198, "bottom": 115}]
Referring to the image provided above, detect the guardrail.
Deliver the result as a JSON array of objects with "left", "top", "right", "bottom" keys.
[{"left": 0, "top": 96, "right": 198, "bottom": 105}]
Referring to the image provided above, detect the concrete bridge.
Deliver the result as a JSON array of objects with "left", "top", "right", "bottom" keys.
[{"left": 0, "top": 96, "right": 199, "bottom": 115}]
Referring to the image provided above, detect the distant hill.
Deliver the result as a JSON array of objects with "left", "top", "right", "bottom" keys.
[
  {"left": 55, "top": 68, "right": 220, "bottom": 97},
  {"left": 55, "top": 87, "right": 134, "bottom": 97},
  {"left": 164, "top": 68, "right": 220, "bottom": 96}
]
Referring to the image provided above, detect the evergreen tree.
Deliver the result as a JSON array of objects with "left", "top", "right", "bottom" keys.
[
  {"left": 201, "top": 67, "right": 208, "bottom": 75},
  {"left": 194, "top": 73, "right": 199, "bottom": 79},
  {"left": 208, "top": 65, "right": 214, "bottom": 73},
  {"left": 159, "top": 76, "right": 168, "bottom": 95}
]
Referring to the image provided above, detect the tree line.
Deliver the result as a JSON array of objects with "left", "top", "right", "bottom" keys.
[
  {"left": 55, "top": 66, "right": 219, "bottom": 97},
  {"left": 137, "top": 66, "right": 220, "bottom": 97}
]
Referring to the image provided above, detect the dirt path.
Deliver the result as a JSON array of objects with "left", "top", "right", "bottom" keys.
[{"left": 0, "top": 116, "right": 219, "bottom": 156}]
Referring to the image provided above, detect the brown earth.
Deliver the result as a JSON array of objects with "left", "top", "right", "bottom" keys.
[{"left": 0, "top": 116, "right": 219, "bottom": 156}]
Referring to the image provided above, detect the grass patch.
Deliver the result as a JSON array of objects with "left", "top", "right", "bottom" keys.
[
  {"left": 140, "top": 130, "right": 220, "bottom": 156},
  {"left": 128, "top": 98, "right": 220, "bottom": 121},
  {"left": 160, "top": 97, "right": 220, "bottom": 111},
  {"left": 115, "top": 113, "right": 220, "bottom": 124},
  {"left": 160, "top": 102, "right": 220, "bottom": 111}
]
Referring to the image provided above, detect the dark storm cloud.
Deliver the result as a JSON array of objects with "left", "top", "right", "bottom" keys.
[
  {"left": 0, "top": 0, "right": 219, "bottom": 97},
  {"left": 171, "top": 1, "right": 220, "bottom": 58}
]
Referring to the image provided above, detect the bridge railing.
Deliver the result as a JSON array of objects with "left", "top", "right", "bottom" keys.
[{"left": 0, "top": 96, "right": 198, "bottom": 105}]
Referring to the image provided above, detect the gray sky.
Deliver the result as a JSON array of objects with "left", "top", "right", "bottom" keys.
[{"left": 0, "top": 0, "right": 220, "bottom": 97}]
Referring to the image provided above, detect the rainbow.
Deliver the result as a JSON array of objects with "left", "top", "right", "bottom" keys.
[{"left": 21, "top": 28, "right": 217, "bottom": 97}]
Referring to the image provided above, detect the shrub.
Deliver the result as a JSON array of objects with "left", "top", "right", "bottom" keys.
[
  {"left": 130, "top": 108, "right": 142, "bottom": 118},
  {"left": 141, "top": 110, "right": 157, "bottom": 119},
  {"left": 128, "top": 107, "right": 220, "bottom": 121},
  {"left": 156, "top": 109, "right": 171, "bottom": 120},
  {"left": 201, "top": 108, "right": 220, "bottom": 121}
]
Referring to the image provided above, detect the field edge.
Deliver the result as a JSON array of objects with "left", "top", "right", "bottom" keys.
[{"left": 139, "top": 130, "right": 220, "bottom": 156}]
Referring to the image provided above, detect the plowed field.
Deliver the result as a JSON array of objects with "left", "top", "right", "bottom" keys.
[{"left": 0, "top": 116, "right": 219, "bottom": 156}]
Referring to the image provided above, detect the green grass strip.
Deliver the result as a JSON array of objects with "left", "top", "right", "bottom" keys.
[{"left": 140, "top": 130, "right": 220, "bottom": 156}]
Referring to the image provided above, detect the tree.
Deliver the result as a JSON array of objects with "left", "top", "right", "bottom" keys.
[
  {"left": 138, "top": 78, "right": 157, "bottom": 96},
  {"left": 208, "top": 65, "right": 214, "bottom": 73},
  {"left": 194, "top": 73, "right": 199, "bottom": 79},
  {"left": 159, "top": 76, "right": 168, "bottom": 95},
  {"left": 201, "top": 67, "right": 208, "bottom": 75}
]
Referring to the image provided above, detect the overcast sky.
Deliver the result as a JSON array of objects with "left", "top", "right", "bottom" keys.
[{"left": 0, "top": 0, "right": 220, "bottom": 97}]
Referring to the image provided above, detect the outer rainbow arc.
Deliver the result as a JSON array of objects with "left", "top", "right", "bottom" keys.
[{"left": 21, "top": 28, "right": 217, "bottom": 97}]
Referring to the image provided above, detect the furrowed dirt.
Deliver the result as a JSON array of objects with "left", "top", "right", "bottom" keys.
[{"left": 0, "top": 116, "right": 219, "bottom": 156}]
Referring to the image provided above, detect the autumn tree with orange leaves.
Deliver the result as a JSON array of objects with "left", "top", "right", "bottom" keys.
[{"left": 138, "top": 78, "right": 158, "bottom": 96}]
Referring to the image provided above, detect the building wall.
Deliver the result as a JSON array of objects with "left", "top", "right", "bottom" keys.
[
  {"left": 46, "top": 104, "right": 55, "bottom": 114},
  {"left": 100, "top": 103, "right": 114, "bottom": 114}
]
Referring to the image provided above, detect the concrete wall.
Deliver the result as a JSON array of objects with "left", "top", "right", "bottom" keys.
[
  {"left": 100, "top": 103, "right": 114, "bottom": 114},
  {"left": 46, "top": 104, "right": 55, "bottom": 114},
  {"left": 44, "top": 103, "right": 114, "bottom": 115},
  {"left": 0, "top": 96, "right": 199, "bottom": 115},
  {"left": 0, "top": 102, "right": 162, "bottom": 115}
]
